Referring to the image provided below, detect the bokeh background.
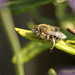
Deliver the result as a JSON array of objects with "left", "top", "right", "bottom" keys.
[{"left": 0, "top": 0, "right": 75, "bottom": 75}]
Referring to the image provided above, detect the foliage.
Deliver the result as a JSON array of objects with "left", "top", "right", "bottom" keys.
[
  {"left": 12, "top": 28, "right": 75, "bottom": 63},
  {"left": 4, "top": 0, "right": 75, "bottom": 63},
  {"left": 2, "top": 0, "right": 75, "bottom": 74},
  {"left": 5, "top": 0, "right": 55, "bottom": 15},
  {"left": 48, "top": 68, "right": 57, "bottom": 75}
]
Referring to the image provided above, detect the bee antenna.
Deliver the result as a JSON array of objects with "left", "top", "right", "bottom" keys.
[{"left": 30, "top": 17, "right": 36, "bottom": 26}]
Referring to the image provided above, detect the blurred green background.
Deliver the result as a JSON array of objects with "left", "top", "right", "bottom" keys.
[{"left": 0, "top": 0, "right": 75, "bottom": 75}]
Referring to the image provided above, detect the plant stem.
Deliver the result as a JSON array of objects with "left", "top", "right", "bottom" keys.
[{"left": 0, "top": 7, "right": 25, "bottom": 75}]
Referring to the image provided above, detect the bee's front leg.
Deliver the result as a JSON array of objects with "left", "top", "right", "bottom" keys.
[
  {"left": 50, "top": 37, "right": 55, "bottom": 52},
  {"left": 41, "top": 34, "right": 49, "bottom": 44},
  {"left": 36, "top": 32, "right": 40, "bottom": 36},
  {"left": 31, "top": 28, "right": 35, "bottom": 35},
  {"left": 37, "top": 30, "right": 44, "bottom": 44},
  {"left": 36, "top": 29, "right": 42, "bottom": 37},
  {"left": 46, "top": 34, "right": 50, "bottom": 40},
  {"left": 41, "top": 34, "right": 48, "bottom": 43}
]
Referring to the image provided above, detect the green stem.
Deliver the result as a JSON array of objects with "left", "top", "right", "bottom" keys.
[{"left": 0, "top": 7, "right": 24, "bottom": 75}]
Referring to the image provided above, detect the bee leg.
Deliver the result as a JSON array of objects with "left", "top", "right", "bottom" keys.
[
  {"left": 56, "top": 38, "right": 61, "bottom": 42},
  {"left": 39, "top": 30, "right": 45, "bottom": 44},
  {"left": 58, "top": 38, "right": 61, "bottom": 41},
  {"left": 37, "top": 29, "right": 42, "bottom": 37},
  {"left": 42, "top": 34, "right": 49, "bottom": 44},
  {"left": 31, "top": 28, "right": 34, "bottom": 34},
  {"left": 46, "top": 34, "right": 50, "bottom": 40},
  {"left": 41, "top": 36, "right": 46, "bottom": 44},
  {"left": 36, "top": 32, "right": 44, "bottom": 44},
  {"left": 50, "top": 37, "right": 55, "bottom": 52},
  {"left": 42, "top": 37, "right": 46, "bottom": 44},
  {"left": 36, "top": 32, "right": 40, "bottom": 36}
]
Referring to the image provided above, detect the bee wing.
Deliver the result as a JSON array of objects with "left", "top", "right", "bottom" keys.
[
  {"left": 47, "top": 31, "right": 67, "bottom": 39},
  {"left": 50, "top": 26, "right": 61, "bottom": 31}
]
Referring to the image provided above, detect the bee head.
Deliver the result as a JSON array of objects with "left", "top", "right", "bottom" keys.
[{"left": 31, "top": 26, "right": 39, "bottom": 34}]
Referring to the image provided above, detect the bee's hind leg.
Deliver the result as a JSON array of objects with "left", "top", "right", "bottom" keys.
[
  {"left": 46, "top": 34, "right": 50, "bottom": 40},
  {"left": 50, "top": 37, "right": 55, "bottom": 52}
]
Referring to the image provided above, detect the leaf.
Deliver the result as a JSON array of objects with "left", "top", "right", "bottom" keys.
[
  {"left": 15, "top": 27, "right": 52, "bottom": 46},
  {"left": 13, "top": 27, "right": 75, "bottom": 63},
  {"left": 66, "top": 40, "right": 75, "bottom": 48},
  {"left": 48, "top": 68, "right": 57, "bottom": 75},
  {"left": 55, "top": 0, "right": 66, "bottom": 3},
  {"left": 12, "top": 41, "right": 49, "bottom": 63},
  {"left": 5, "top": 0, "right": 55, "bottom": 15},
  {"left": 55, "top": 40, "right": 75, "bottom": 55},
  {"left": 15, "top": 27, "right": 75, "bottom": 55}
]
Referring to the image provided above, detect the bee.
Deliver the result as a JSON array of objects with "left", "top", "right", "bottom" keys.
[{"left": 31, "top": 24, "right": 67, "bottom": 52}]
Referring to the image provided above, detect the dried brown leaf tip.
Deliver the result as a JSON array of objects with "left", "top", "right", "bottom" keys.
[{"left": 67, "top": 28, "right": 75, "bottom": 35}]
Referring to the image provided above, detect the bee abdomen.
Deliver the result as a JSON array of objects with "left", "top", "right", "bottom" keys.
[
  {"left": 56, "top": 37, "right": 61, "bottom": 41},
  {"left": 50, "top": 35, "right": 61, "bottom": 41}
]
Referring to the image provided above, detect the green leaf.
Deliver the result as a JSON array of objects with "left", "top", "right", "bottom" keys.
[
  {"left": 5, "top": 0, "right": 55, "bottom": 15},
  {"left": 55, "top": 0, "right": 66, "bottom": 3},
  {"left": 15, "top": 27, "right": 75, "bottom": 54},
  {"left": 15, "top": 27, "right": 52, "bottom": 46},
  {"left": 48, "top": 68, "right": 57, "bottom": 75},
  {"left": 12, "top": 41, "right": 49, "bottom": 63},
  {"left": 55, "top": 40, "right": 75, "bottom": 55},
  {"left": 66, "top": 40, "right": 75, "bottom": 48},
  {"left": 13, "top": 27, "right": 75, "bottom": 63}
]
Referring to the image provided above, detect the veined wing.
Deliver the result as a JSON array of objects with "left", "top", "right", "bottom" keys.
[
  {"left": 47, "top": 31, "right": 67, "bottom": 39},
  {"left": 50, "top": 26, "right": 61, "bottom": 31}
]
